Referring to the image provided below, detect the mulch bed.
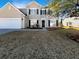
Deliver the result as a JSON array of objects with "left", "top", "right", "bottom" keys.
[
  {"left": 48, "top": 27, "right": 79, "bottom": 42},
  {"left": 66, "top": 29, "right": 79, "bottom": 42},
  {"left": 47, "top": 27, "right": 63, "bottom": 31}
]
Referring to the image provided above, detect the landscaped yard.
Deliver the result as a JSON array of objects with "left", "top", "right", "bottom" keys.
[{"left": 0, "top": 29, "right": 79, "bottom": 59}]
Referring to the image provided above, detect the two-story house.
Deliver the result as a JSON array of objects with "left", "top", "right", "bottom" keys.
[
  {"left": 0, "top": 1, "right": 57, "bottom": 29},
  {"left": 20, "top": 1, "right": 57, "bottom": 28}
]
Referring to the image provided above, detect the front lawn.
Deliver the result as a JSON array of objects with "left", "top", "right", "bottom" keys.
[{"left": 0, "top": 29, "right": 78, "bottom": 59}]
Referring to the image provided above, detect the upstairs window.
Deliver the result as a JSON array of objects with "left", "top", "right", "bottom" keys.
[
  {"left": 30, "top": 8, "right": 38, "bottom": 15},
  {"left": 42, "top": 10, "right": 45, "bottom": 15},
  {"left": 40, "top": 9, "right": 46, "bottom": 15}
]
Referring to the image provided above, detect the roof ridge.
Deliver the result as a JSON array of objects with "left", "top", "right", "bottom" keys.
[{"left": 26, "top": 1, "right": 44, "bottom": 7}]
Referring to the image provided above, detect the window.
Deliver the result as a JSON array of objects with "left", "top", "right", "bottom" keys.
[
  {"left": 40, "top": 9, "right": 47, "bottom": 15},
  {"left": 31, "top": 9, "right": 34, "bottom": 15},
  {"left": 66, "top": 22, "right": 72, "bottom": 26},
  {"left": 42, "top": 10, "right": 45, "bottom": 15},
  {"left": 31, "top": 8, "right": 38, "bottom": 15}
]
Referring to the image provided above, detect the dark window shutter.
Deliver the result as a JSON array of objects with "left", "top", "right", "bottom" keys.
[
  {"left": 37, "top": 9, "right": 39, "bottom": 15},
  {"left": 48, "top": 20, "right": 50, "bottom": 27},
  {"left": 56, "top": 20, "right": 58, "bottom": 26},
  {"left": 48, "top": 9, "right": 50, "bottom": 14},
  {"left": 40, "top": 10, "right": 42, "bottom": 15},
  {"left": 67, "top": 22, "right": 68, "bottom": 26},
  {"left": 45, "top": 9, "right": 46, "bottom": 15},
  {"left": 29, "top": 9, "right": 31, "bottom": 15},
  {"left": 37, "top": 20, "right": 39, "bottom": 28},
  {"left": 29, "top": 20, "right": 31, "bottom": 27}
]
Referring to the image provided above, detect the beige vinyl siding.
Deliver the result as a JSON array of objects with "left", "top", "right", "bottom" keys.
[
  {"left": 26, "top": 2, "right": 41, "bottom": 8},
  {"left": 0, "top": 3, "right": 24, "bottom": 18}
]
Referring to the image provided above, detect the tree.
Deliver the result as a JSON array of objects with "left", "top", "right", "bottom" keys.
[{"left": 48, "top": 0, "right": 78, "bottom": 16}]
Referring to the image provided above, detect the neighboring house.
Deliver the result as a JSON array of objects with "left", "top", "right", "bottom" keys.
[
  {"left": 0, "top": 1, "right": 57, "bottom": 29},
  {"left": 63, "top": 17, "right": 79, "bottom": 28},
  {"left": 0, "top": 3, "right": 26, "bottom": 29}
]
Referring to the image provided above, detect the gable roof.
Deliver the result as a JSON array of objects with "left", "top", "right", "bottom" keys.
[
  {"left": 0, "top": 2, "right": 25, "bottom": 18},
  {"left": 26, "top": 1, "right": 43, "bottom": 8}
]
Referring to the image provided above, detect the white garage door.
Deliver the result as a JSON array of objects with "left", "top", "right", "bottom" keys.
[{"left": 0, "top": 18, "right": 22, "bottom": 29}]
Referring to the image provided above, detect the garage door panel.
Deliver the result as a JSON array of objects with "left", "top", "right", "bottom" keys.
[{"left": 0, "top": 18, "right": 22, "bottom": 29}]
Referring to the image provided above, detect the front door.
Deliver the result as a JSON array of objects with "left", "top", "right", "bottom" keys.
[{"left": 42, "top": 20, "right": 45, "bottom": 27}]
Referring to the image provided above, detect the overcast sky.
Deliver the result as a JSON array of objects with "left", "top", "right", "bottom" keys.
[{"left": 0, "top": 0, "right": 50, "bottom": 8}]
